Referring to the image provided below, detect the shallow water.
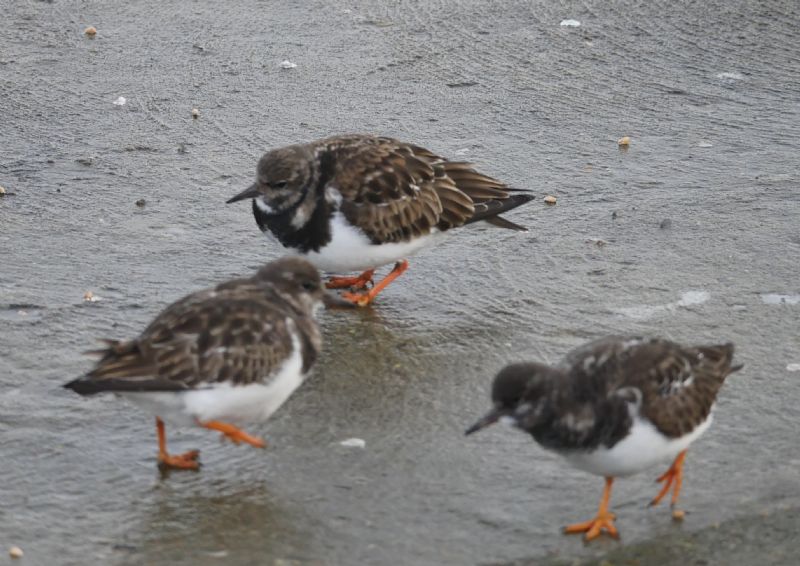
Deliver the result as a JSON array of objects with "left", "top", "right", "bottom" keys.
[{"left": 2, "top": 1, "right": 799, "bottom": 564}]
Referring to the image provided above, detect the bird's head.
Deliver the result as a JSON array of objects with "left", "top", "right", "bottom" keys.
[
  {"left": 253, "top": 257, "right": 353, "bottom": 315},
  {"left": 227, "top": 145, "right": 316, "bottom": 214},
  {"left": 465, "top": 362, "right": 557, "bottom": 435}
]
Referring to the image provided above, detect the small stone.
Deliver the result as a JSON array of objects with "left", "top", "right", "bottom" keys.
[
  {"left": 84, "top": 26, "right": 97, "bottom": 37},
  {"left": 0, "top": 186, "right": 6, "bottom": 196},
  {"left": 135, "top": 198, "right": 146, "bottom": 207},
  {"left": 83, "top": 291, "right": 100, "bottom": 302},
  {"left": 113, "top": 96, "right": 127, "bottom": 106},
  {"left": 618, "top": 136, "right": 631, "bottom": 147},
  {"left": 786, "top": 363, "right": 800, "bottom": 372},
  {"left": 660, "top": 218, "right": 673, "bottom": 229},
  {"left": 559, "top": 19, "right": 581, "bottom": 27},
  {"left": 9, "top": 546, "right": 23, "bottom": 559},
  {"left": 191, "top": 108, "right": 200, "bottom": 119},
  {"left": 611, "top": 210, "right": 619, "bottom": 219},
  {"left": 697, "top": 141, "right": 713, "bottom": 148},
  {"left": 544, "top": 195, "right": 557, "bottom": 205},
  {"left": 279, "top": 60, "right": 297, "bottom": 69},
  {"left": 672, "top": 509, "right": 686, "bottom": 521},
  {"left": 339, "top": 438, "right": 366, "bottom": 448}
]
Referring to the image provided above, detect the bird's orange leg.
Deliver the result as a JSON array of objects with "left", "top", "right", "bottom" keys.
[
  {"left": 325, "top": 269, "right": 375, "bottom": 290},
  {"left": 199, "top": 420, "right": 267, "bottom": 448},
  {"left": 341, "top": 260, "right": 409, "bottom": 307},
  {"left": 156, "top": 417, "right": 200, "bottom": 470},
  {"left": 564, "top": 477, "right": 619, "bottom": 541},
  {"left": 650, "top": 449, "right": 687, "bottom": 507}
]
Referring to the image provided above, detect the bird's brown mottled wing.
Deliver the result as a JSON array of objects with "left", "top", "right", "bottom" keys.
[
  {"left": 573, "top": 338, "right": 740, "bottom": 438},
  {"left": 318, "top": 136, "right": 462, "bottom": 243},
  {"left": 85, "top": 292, "right": 313, "bottom": 391},
  {"left": 632, "top": 340, "right": 738, "bottom": 438},
  {"left": 323, "top": 135, "right": 530, "bottom": 243}
]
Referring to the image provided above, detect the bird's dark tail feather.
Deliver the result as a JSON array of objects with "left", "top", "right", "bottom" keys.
[
  {"left": 467, "top": 193, "right": 535, "bottom": 231},
  {"left": 64, "top": 377, "right": 185, "bottom": 395},
  {"left": 64, "top": 377, "right": 105, "bottom": 396},
  {"left": 699, "top": 342, "right": 742, "bottom": 378}
]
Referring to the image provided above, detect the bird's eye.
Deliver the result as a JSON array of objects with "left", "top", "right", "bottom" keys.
[
  {"left": 302, "top": 281, "right": 316, "bottom": 291},
  {"left": 272, "top": 180, "right": 288, "bottom": 189}
]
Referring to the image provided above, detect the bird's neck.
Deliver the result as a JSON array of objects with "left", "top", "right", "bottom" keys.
[{"left": 252, "top": 163, "right": 336, "bottom": 254}]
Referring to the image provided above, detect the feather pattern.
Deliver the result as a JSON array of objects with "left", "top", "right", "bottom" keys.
[
  {"left": 231, "top": 134, "right": 536, "bottom": 257},
  {"left": 65, "top": 258, "right": 325, "bottom": 395},
  {"left": 476, "top": 336, "right": 741, "bottom": 454}
]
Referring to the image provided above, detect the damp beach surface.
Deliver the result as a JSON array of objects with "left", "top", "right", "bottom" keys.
[{"left": 1, "top": 1, "right": 800, "bottom": 565}]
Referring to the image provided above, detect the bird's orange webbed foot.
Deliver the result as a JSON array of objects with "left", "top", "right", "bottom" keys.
[
  {"left": 564, "top": 511, "right": 619, "bottom": 541},
  {"left": 650, "top": 449, "right": 687, "bottom": 507},
  {"left": 341, "top": 260, "right": 409, "bottom": 307},
  {"left": 564, "top": 477, "right": 619, "bottom": 541},
  {"left": 325, "top": 269, "right": 375, "bottom": 290},
  {"left": 200, "top": 420, "right": 267, "bottom": 448},
  {"left": 156, "top": 417, "right": 201, "bottom": 471},
  {"left": 158, "top": 449, "right": 201, "bottom": 470}
]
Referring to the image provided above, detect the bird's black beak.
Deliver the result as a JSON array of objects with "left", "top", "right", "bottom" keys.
[
  {"left": 322, "top": 292, "right": 358, "bottom": 309},
  {"left": 226, "top": 183, "right": 260, "bottom": 204},
  {"left": 465, "top": 407, "right": 503, "bottom": 436}
]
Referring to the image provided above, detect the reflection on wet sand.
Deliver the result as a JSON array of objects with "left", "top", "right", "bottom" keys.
[{"left": 115, "top": 482, "right": 326, "bottom": 566}]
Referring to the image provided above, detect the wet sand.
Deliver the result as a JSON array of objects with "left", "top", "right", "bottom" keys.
[{"left": 1, "top": 0, "right": 799, "bottom": 564}]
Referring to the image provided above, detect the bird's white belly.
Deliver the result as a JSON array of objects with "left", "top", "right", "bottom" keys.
[
  {"left": 561, "top": 413, "right": 713, "bottom": 477},
  {"left": 121, "top": 342, "right": 305, "bottom": 427},
  {"left": 294, "top": 213, "right": 444, "bottom": 273}
]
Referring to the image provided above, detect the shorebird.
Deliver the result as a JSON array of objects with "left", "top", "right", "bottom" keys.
[
  {"left": 227, "top": 134, "right": 535, "bottom": 306},
  {"left": 466, "top": 336, "right": 742, "bottom": 540},
  {"left": 65, "top": 257, "right": 349, "bottom": 470}
]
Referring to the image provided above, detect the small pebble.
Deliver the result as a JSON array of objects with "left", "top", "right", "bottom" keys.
[
  {"left": 191, "top": 108, "right": 200, "bottom": 119},
  {"left": 544, "top": 195, "right": 557, "bottom": 205},
  {"left": 697, "top": 141, "right": 713, "bottom": 148},
  {"left": 559, "top": 19, "right": 581, "bottom": 27},
  {"left": 84, "top": 26, "right": 97, "bottom": 37},
  {"left": 9, "top": 546, "right": 23, "bottom": 559},
  {"left": 660, "top": 218, "right": 673, "bottom": 229},
  {"left": 83, "top": 291, "right": 99, "bottom": 302},
  {"left": 672, "top": 509, "right": 686, "bottom": 521},
  {"left": 113, "top": 96, "right": 127, "bottom": 106},
  {"left": 279, "top": 60, "right": 297, "bottom": 69},
  {"left": 135, "top": 198, "right": 146, "bottom": 207},
  {"left": 618, "top": 136, "right": 631, "bottom": 147},
  {"left": 0, "top": 185, "right": 6, "bottom": 196},
  {"left": 339, "top": 438, "right": 366, "bottom": 448}
]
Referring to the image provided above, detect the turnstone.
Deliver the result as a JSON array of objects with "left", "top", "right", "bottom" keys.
[
  {"left": 466, "top": 336, "right": 742, "bottom": 540},
  {"left": 227, "top": 134, "right": 535, "bottom": 306},
  {"left": 64, "top": 257, "right": 349, "bottom": 470}
]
